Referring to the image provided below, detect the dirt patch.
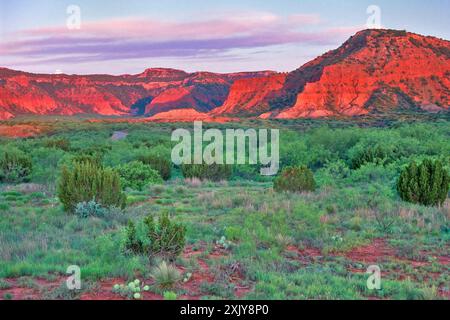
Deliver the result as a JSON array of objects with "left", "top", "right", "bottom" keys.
[
  {"left": 77, "top": 278, "right": 165, "bottom": 300},
  {"left": 286, "top": 245, "right": 323, "bottom": 264},
  {"left": 438, "top": 287, "right": 450, "bottom": 299},
  {"left": 437, "top": 255, "right": 450, "bottom": 266},
  {"left": 286, "top": 240, "right": 445, "bottom": 276},
  {"left": 0, "top": 277, "right": 62, "bottom": 300},
  {"left": 178, "top": 262, "right": 214, "bottom": 300},
  {"left": 180, "top": 245, "right": 224, "bottom": 298},
  {"left": 343, "top": 239, "right": 397, "bottom": 264},
  {"left": 0, "top": 286, "right": 39, "bottom": 300},
  {"left": 0, "top": 124, "right": 45, "bottom": 138},
  {"left": 223, "top": 262, "right": 252, "bottom": 298},
  {"left": 338, "top": 240, "right": 449, "bottom": 299},
  {"left": 80, "top": 278, "right": 128, "bottom": 300},
  {"left": 181, "top": 244, "right": 252, "bottom": 298},
  {"left": 343, "top": 240, "right": 449, "bottom": 268},
  {"left": 0, "top": 244, "right": 234, "bottom": 300}
]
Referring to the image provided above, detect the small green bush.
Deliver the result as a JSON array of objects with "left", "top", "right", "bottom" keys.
[
  {"left": 43, "top": 138, "right": 71, "bottom": 151},
  {"left": 274, "top": 166, "right": 316, "bottom": 193},
  {"left": 0, "top": 148, "right": 33, "bottom": 183},
  {"left": 397, "top": 159, "right": 449, "bottom": 206},
  {"left": 58, "top": 161, "right": 126, "bottom": 213},
  {"left": 181, "top": 163, "right": 232, "bottom": 181},
  {"left": 144, "top": 212, "right": 186, "bottom": 258},
  {"left": 137, "top": 154, "right": 172, "bottom": 180},
  {"left": 117, "top": 161, "right": 163, "bottom": 190},
  {"left": 124, "top": 221, "right": 143, "bottom": 254},
  {"left": 124, "top": 212, "right": 186, "bottom": 258},
  {"left": 71, "top": 153, "right": 103, "bottom": 167},
  {"left": 350, "top": 145, "right": 400, "bottom": 169}
]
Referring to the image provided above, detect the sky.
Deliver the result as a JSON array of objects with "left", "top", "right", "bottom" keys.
[{"left": 0, "top": 0, "right": 449, "bottom": 75}]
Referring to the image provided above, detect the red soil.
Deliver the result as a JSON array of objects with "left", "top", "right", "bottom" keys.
[
  {"left": 437, "top": 255, "right": 450, "bottom": 266},
  {"left": 286, "top": 239, "right": 449, "bottom": 299},
  {"left": 0, "top": 244, "right": 253, "bottom": 300},
  {"left": 1, "top": 241, "right": 444, "bottom": 300},
  {"left": 180, "top": 244, "right": 252, "bottom": 299},
  {"left": 286, "top": 245, "right": 323, "bottom": 264},
  {"left": 0, "top": 124, "right": 44, "bottom": 138},
  {"left": 343, "top": 239, "right": 397, "bottom": 264},
  {"left": 146, "top": 108, "right": 235, "bottom": 123},
  {"left": 0, "top": 277, "right": 62, "bottom": 300}
]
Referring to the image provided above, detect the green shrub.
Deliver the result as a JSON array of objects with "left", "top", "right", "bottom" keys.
[
  {"left": 58, "top": 161, "right": 126, "bottom": 213},
  {"left": 181, "top": 163, "right": 232, "bottom": 181},
  {"left": 117, "top": 161, "right": 163, "bottom": 190},
  {"left": 397, "top": 159, "right": 449, "bottom": 206},
  {"left": 58, "top": 153, "right": 103, "bottom": 173},
  {"left": 0, "top": 148, "right": 33, "bottom": 183},
  {"left": 144, "top": 211, "right": 186, "bottom": 258},
  {"left": 72, "top": 145, "right": 111, "bottom": 158},
  {"left": 123, "top": 211, "right": 186, "bottom": 258},
  {"left": 350, "top": 145, "right": 400, "bottom": 169},
  {"left": 320, "top": 160, "right": 351, "bottom": 181},
  {"left": 43, "top": 138, "right": 71, "bottom": 151},
  {"left": 124, "top": 220, "right": 143, "bottom": 254},
  {"left": 274, "top": 166, "right": 316, "bottom": 193},
  {"left": 71, "top": 153, "right": 103, "bottom": 167},
  {"left": 137, "top": 154, "right": 172, "bottom": 181}
]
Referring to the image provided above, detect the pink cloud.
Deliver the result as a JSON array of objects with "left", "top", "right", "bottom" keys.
[
  {"left": 19, "top": 13, "right": 286, "bottom": 41},
  {"left": 288, "top": 14, "right": 322, "bottom": 25},
  {"left": 1, "top": 13, "right": 362, "bottom": 67}
]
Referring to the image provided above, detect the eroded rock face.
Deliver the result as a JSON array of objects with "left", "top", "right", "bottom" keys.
[
  {"left": 211, "top": 74, "right": 287, "bottom": 116},
  {"left": 276, "top": 29, "right": 450, "bottom": 118},
  {"left": 215, "top": 29, "right": 450, "bottom": 119},
  {"left": 1, "top": 29, "right": 449, "bottom": 120},
  {"left": 0, "top": 67, "right": 273, "bottom": 120}
]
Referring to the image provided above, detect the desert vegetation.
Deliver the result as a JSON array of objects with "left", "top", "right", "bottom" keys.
[{"left": 0, "top": 116, "right": 448, "bottom": 300}]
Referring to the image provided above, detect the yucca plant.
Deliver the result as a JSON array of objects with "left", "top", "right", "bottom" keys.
[{"left": 150, "top": 261, "right": 181, "bottom": 289}]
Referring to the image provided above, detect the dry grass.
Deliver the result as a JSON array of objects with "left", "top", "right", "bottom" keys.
[
  {"left": 442, "top": 199, "right": 450, "bottom": 219},
  {"left": 1, "top": 183, "right": 49, "bottom": 194},
  {"left": 184, "top": 178, "right": 203, "bottom": 188},
  {"left": 398, "top": 204, "right": 447, "bottom": 231},
  {"left": 0, "top": 124, "right": 45, "bottom": 138}
]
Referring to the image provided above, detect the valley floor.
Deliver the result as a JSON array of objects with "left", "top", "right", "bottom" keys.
[
  {"left": 0, "top": 181, "right": 448, "bottom": 300},
  {"left": 0, "top": 118, "right": 449, "bottom": 300}
]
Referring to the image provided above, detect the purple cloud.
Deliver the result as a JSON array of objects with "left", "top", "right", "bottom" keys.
[{"left": 1, "top": 14, "right": 361, "bottom": 66}]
